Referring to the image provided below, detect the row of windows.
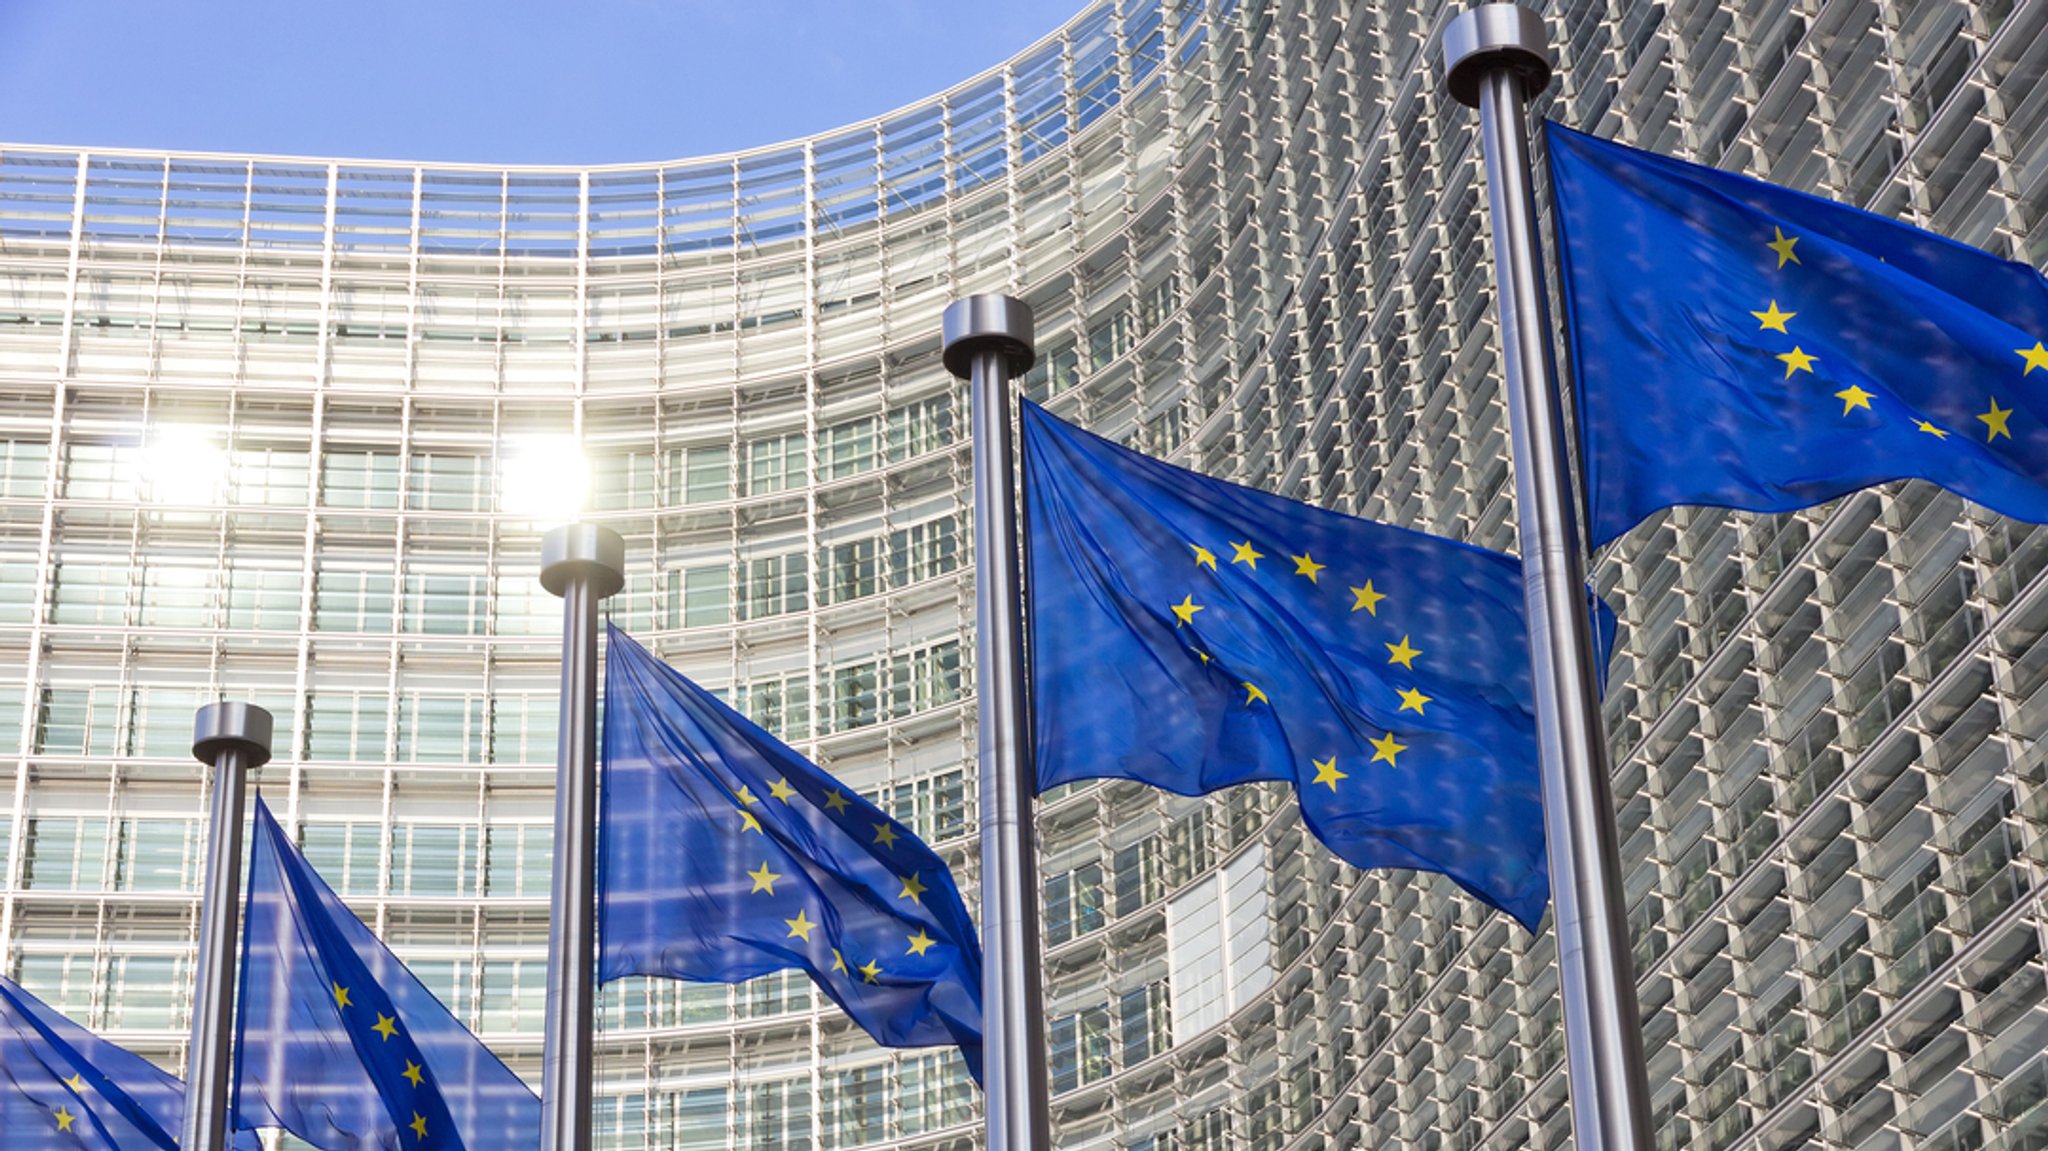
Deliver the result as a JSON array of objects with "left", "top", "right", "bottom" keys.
[{"left": 0, "top": 395, "right": 953, "bottom": 512}]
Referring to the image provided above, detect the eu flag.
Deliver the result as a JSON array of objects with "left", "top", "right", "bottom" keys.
[
  {"left": 0, "top": 973, "right": 219, "bottom": 1151},
  {"left": 233, "top": 798, "right": 539, "bottom": 1151},
  {"left": 1024, "top": 401, "right": 1613, "bottom": 931},
  {"left": 599, "top": 625, "right": 984, "bottom": 1080},
  {"left": 1550, "top": 122, "right": 2048, "bottom": 546}
]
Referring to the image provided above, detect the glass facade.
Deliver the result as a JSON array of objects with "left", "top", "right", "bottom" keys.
[{"left": 2, "top": 0, "right": 2047, "bottom": 1148}]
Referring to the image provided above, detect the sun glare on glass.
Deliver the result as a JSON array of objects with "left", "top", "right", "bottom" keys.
[
  {"left": 141, "top": 427, "right": 229, "bottom": 505},
  {"left": 501, "top": 435, "right": 589, "bottom": 523}
]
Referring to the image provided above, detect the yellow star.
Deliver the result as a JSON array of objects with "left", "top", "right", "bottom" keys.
[
  {"left": 748, "top": 862, "right": 783, "bottom": 895},
  {"left": 1750, "top": 300, "right": 1795, "bottom": 332},
  {"left": 899, "top": 873, "right": 927, "bottom": 903},
  {"left": 1385, "top": 635, "right": 1421, "bottom": 669},
  {"left": 1291, "top": 552, "right": 1325, "bottom": 583},
  {"left": 1981, "top": 398, "right": 2014, "bottom": 441},
  {"left": 2018, "top": 342, "right": 2048, "bottom": 375},
  {"left": 785, "top": 909, "right": 817, "bottom": 942},
  {"left": 831, "top": 949, "right": 848, "bottom": 973},
  {"left": 735, "top": 784, "right": 760, "bottom": 806},
  {"left": 1171, "top": 595, "right": 1204, "bottom": 626},
  {"left": 1350, "top": 581, "right": 1386, "bottom": 615},
  {"left": 873, "top": 823, "right": 900, "bottom": 849},
  {"left": 906, "top": 929, "right": 937, "bottom": 957},
  {"left": 1766, "top": 226, "right": 1800, "bottom": 267},
  {"left": 1834, "top": 385, "right": 1874, "bottom": 414},
  {"left": 1191, "top": 543, "right": 1217, "bottom": 570},
  {"left": 1310, "top": 756, "right": 1348, "bottom": 791},
  {"left": 410, "top": 1112, "right": 428, "bottom": 1141},
  {"left": 1777, "top": 346, "right": 1817, "bottom": 377},
  {"left": 738, "top": 809, "right": 763, "bottom": 834},
  {"left": 1370, "top": 732, "right": 1407, "bottom": 766},
  {"left": 372, "top": 1013, "right": 399, "bottom": 1041},
  {"left": 64, "top": 1074, "right": 84, "bottom": 1091},
  {"left": 1242, "top": 682, "right": 1268, "bottom": 707},
  {"left": 1916, "top": 420, "right": 1950, "bottom": 439},
  {"left": 823, "top": 789, "right": 852, "bottom": 814},
  {"left": 767, "top": 777, "right": 798, "bottom": 802},
  {"left": 331, "top": 982, "right": 352, "bottom": 1009},
  {"left": 859, "top": 960, "right": 883, "bottom": 984},
  {"left": 1230, "top": 540, "right": 1262, "bottom": 568},
  {"left": 55, "top": 1106, "right": 75, "bottom": 1132},
  {"left": 1398, "top": 687, "right": 1431, "bottom": 714},
  {"left": 1194, "top": 649, "right": 1210, "bottom": 664},
  {"left": 403, "top": 1060, "right": 425, "bottom": 1088}
]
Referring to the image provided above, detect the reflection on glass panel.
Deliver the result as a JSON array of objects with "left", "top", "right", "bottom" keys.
[
  {"left": 484, "top": 823, "right": 552, "bottom": 897},
  {"left": 393, "top": 823, "right": 474, "bottom": 897},
  {"left": 300, "top": 821, "right": 384, "bottom": 896},
  {"left": 126, "top": 687, "right": 202, "bottom": 758},
  {"left": 0, "top": 439, "right": 49, "bottom": 498},
  {"left": 742, "top": 551, "right": 808, "bottom": 620},
  {"left": 52, "top": 561, "right": 128, "bottom": 626},
  {"left": 233, "top": 447, "right": 310, "bottom": 506},
  {"left": 822, "top": 416, "right": 877, "bottom": 479},
  {"left": 402, "top": 571, "right": 486, "bottom": 635},
  {"left": 115, "top": 819, "right": 196, "bottom": 892},
  {"left": 745, "top": 432, "right": 804, "bottom": 496},
  {"left": 228, "top": 566, "right": 302, "bottom": 631},
  {"left": 104, "top": 954, "right": 181, "bottom": 1030},
  {"left": 682, "top": 567, "right": 729, "bottom": 628},
  {"left": 408, "top": 452, "right": 487, "bottom": 512},
  {"left": 823, "top": 538, "right": 877, "bottom": 605},
  {"left": 667, "top": 444, "right": 731, "bottom": 506},
  {"left": 314, "top": 569, "right": 396, "bottom": 633}
]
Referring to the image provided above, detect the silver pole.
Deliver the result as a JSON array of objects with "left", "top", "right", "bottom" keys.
[
  {"left": 182, "top": 702, "right": 273, "bottom": 1151},
  {"left": 944, "top": 295, "right": 1050, "bottom": 1151},
  {"left": 1444, "top": 8, "right": 1654, "bottom": 1150},
  {"left": 537, "top": 524, "right": 625, "bottom": 1151}
]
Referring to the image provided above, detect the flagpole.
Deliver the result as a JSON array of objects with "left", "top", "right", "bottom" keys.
[
  {"left": 538, "top": 523, "right": 625, "bottom": 1151},
  {"left": 1443, "top": 7, "right": 1654, "bottom": 1150},
  {"left": 183, "top": 702, "right": 272, "bottom": 1151},
  {"left": 944, "top": 294, "right": 1051, "bottom": 1151}
]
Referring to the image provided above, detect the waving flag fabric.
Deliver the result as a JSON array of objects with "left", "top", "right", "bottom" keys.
[
  {"left": 1023, "top": 400, "right": 1615, "bottom": 930},
  {"left": 599, "top": 625, "right": 984, "bottom": 1081},
  {"left": 233, "top": 798, "right": 539, "bottom": 1151},
  {"left": 0, "top": 973, "right": 205, "bottom": 1151},
  {"left": 1550, "top": 121, "right": 2048, "bottom": 546}
]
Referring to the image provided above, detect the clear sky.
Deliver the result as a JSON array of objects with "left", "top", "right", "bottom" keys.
[{"left": 0, "top": 0, "right": 1089, "bottom": 165}]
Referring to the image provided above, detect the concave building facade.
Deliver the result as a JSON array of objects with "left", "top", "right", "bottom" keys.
[{"left": 3, "top": 0, "right": 2048, "bottom": 1148}]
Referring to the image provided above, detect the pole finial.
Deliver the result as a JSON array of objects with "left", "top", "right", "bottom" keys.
[
  {"left": 192, "top": 702, "right": 274, "bottom": 769},
  {"left": 942, "top": 295, "right": 1036, "bottom": 380},
  {"left": 540, "top": 523, "right": 626, "bottom": 599},
  {"left": 1443, "top": 4, "right": 1552, "bottom": 108}
]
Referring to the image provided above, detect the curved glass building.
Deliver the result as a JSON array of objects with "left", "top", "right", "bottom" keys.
[{"left": 5, "top": 0, "right": 2048, "bottom": 1148}]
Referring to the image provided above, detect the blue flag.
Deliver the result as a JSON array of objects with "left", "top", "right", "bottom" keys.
[
  {"left": 1549, "top": 122, "right": 2048, "bottom": 546},
  {"left": 598, "top": 625, "right": 984, "bottom": 1080},
  {"left": 233, "top": 798, "right": 539, "bottom": 1151},
  {"left": 1023, "top": 401, "right": 1614, "bottom": 930},
  {"left": 0, "top": 974, "right": 231, "bottom": 1151}
]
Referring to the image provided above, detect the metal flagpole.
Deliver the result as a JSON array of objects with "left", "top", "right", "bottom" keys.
[
  {"left": 944, "top": 294, "right": 1050, "bottom": 1151},
  {"left": 182, "top": 702, "right": 273, "bottom": 1151},
  {"left": 538, "top": 523, "right": 625, "bottom": 1151},
  {"left": 1443, "top": 7, "right": 1654, "bottom": 1150}
]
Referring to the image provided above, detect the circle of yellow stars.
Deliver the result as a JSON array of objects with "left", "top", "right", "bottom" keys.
[
  {"left": 1753, "top": 225, "right": 2035, "bottom": 445},
  {"left": 1177, "top": 538, "right": 1423, "bottom": 794},
  {"left": 327, "top": 979, "right": 438, "bottom": 1143},
  {"left": 734, "top": 775, "right": 952, "bottom": 992}
]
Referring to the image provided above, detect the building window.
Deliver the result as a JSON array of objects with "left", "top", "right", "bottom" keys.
[
  {"left": 667, "top": 444, "right": 731, "bottom": 505},
  {"left": 227, "top": 566, "right": 301, "bottom": 631},
  {"left": 1050, "top": 1005, "right": 1112, "bottom": 1094},
  {"left": 114, "top": 819, "right": 197, "bottom": 892},
  {"left": 36, "top": 687, "right": 119, "bottom": 757},
  {"left": 822, "top": 415, "right": 878, "bottom": 479},
  {"left": 488, "top": 693, "right": 557, "bottom": 765},
  {"left": 398, "top": 693, "right": 487, "bottom": 764},
  {"left": 742, "top": 551, "right": 809, "bottom": 620},
  {"left": 822, "top": 1064, "right": 885, "bottom": 1150},
  {"left": 314, "top": 569, "right": 396, "bottom": 633},
  {"left": 232, "top": 446, "right": 309, "bottom": 506},
  {"left": 888, "top": 515, "right": 959, "bottom": 587},
  {"left": 743, "top": 1078, "right": 813, "bottom": 1151},
  {"left": 392, "top": 823, "right": 477, "bottom": 897},
  {"left": 320, "top": 448, "right": 401, "bottom": 509},
  {"left": 734, "top": 672, "right": 810, "bottom": 742},
  {"left": 745, "top": 432, "right": 805, "bottom": 496},
  {"left": 889, "top": 768, "right": 967, "bottom": 843},
  {"left": 827, "top": 661, "right": 879, "bottom": 732},
  {"left": 887, "top": 640, "right": 962, "bottom": 716},
  {"left": 1121, "top": 980, "right": 1172, "bottom": 1066},
  {"left": 680, "top": 566, "right": 731, "bottom": 628},
  {"left": 408, "top": 451, "right": 488, "bottom": 512},
  {"left": 898, "top": 1052, "right": 973, "bottom": 1135},
  {"left": 592, "top": 450, "right": 658, "bottom": 511},
  {"left": 23, "top": 817, "right": 111, "bottom": 890},
  {"left": 484, "top": 824, "right": 552, "bottom": 897},
  {"left": 300, "top": 821, "right": 383, "bottom": 896},
  {"left": 823, "top": 538, "right": 878, "bottom": 604},
  {"left": 402, "top": 571, "right": 487, "bottom": 635},
  {"left": 52, "top": 561, "right": 127, "bottom": 626},
  {"left": 886, "top": 394, "right": 954, "bottom": 461},
  {"left": 1045, "top": 861, "right": 1106, "bottom": 945},
  {"left": 0, "top": 439, "right": 49, "bottom": 498},
  {"left": 307, "top": 693, "right": 390, "bottom": 762}
]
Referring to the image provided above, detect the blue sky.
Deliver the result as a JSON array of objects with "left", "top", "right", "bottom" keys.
[{"left": 1, "top": 1, "right": 1088, "bottom": 164}]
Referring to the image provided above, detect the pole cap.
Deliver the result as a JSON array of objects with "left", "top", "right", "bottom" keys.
[
  {"left": 942, "top": 295, "right": 1036, "bottom": 380},
  {"left": 1444, "top": 4, "right": 1553, "bottom": 108},
  {"left": 540, "top": 523, "right": 627, "bottom": 599},
  {"left": 192, "top": 702, "right": 274, "bottom": 769}
]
